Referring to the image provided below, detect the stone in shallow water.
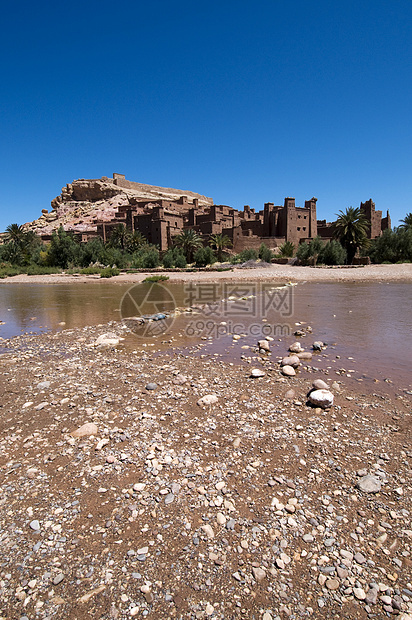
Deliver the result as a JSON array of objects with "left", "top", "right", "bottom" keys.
[
  {"left": 312, "top": 341, "right": 324, "bottom": 351},
  {"left": 312, "top": 379, "right": 329, "bottom": 390},
  {"left": 356, "top": 475, "right": 381, "bottom": 493},
  {"left": 281, "top": 365, "right": 296, "bottom": 377},
  {"left": 281, "top": 355, "right": 300, "bottom": 368},
  {"left": 289, "top": 342, "right": 303, "bottom": 353}
]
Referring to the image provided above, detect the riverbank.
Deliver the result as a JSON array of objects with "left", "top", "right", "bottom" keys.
[
  {"left": 2, "top": 262, "right": 412, "bottom": 284},
  {"left": 0, "top": 320, "right": 411, "bottom": 619}
]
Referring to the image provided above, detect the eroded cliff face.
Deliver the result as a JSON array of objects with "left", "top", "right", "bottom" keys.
[{"left": 24, "top": 176, "right": 213, "bottom": 236}]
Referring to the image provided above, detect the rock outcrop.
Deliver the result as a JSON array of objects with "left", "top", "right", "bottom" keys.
[{"left": 24, "top": 174, "right": 213, "bottom": 237}]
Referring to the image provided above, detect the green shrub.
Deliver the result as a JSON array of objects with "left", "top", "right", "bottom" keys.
[
  {"left": 296, "top": 236, "right": 325, "bottom": 265},
  {"left": 143, "top": 275, "right": 169, "bottom": 282},
  {"left": 131, "top": 246, "right": 160, "bottom": 269},
  {"left": 48, "top": 226, "right": 81, "bottom": 268},
  {"left": 231, "top": 248, "right": 258, "bottom": 264},
  {"left": 79, "top": 266, "right": 102, "bottom": 275},
  {"left": 162, "top": 247, "right": 187, "bottom": 269},
  {"left": 162, "top": 250, "right": 174, "bottom": 269},
  {"left": 319, "top": 240, "right": 346, "bottom": 265},
  {"left": 367, "top": 227, "right": 412, "bottom": 263},
  {"left": 0, "top": 264, "right": 23, "bottom": 278},
  {"left": 194, "top": 246, "right": 216, "bottom": 267},
  {"left": 100, "top": 267, "right": 120, "bottom": 278},
  {"left": 258, "top": 243, "right": 273, "bottom": 263},
  {"left": 79, "top": 238, "right": 106, "bottom": 267}
]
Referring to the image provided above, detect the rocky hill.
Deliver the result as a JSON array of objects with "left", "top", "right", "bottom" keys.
[{"left": 24, "top": 174, "right": 214, "bottom": 237}]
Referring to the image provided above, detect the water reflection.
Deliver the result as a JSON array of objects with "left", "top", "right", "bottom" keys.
[{"left": 1, "top": 280, "right": 411, "bottom": 386}]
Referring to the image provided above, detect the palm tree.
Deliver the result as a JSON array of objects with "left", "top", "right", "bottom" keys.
[
  {"left": 173, "top": 229, "right": 203, "bottom": 263},
  {"left": 279, "top": 241, "right": 295, "bottom": 258},
  {"left": 399, "top": 213, "right": 412, "bottom": 230},
  {"left": 127, "top": 230, "right": 146, "bottom": 253},
  {"left": 333, "top": 207, "right": 369, "bottom": 264},
  {"left": 108, "top": 224, "right": 129, "bottom": 250},
  {"left": 209, "top": 233, "right": 232, "bottom": 261},
  {"left": 4, "top": 223, "right": 26, "bottom": 247}
]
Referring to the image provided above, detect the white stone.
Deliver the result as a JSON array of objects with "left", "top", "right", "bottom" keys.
[
  {"left": 281, "top": 355, "right": 300, "bottom": 368},
  {"left": 309, "top": 389, "right": 334, "bottom": 408},
  {"left": 250, "top": 368, "right": 265, "bottom": 378},
  {"left": 281, "top": 365, "right": 296, "bottom": 377},
  {"left": 356, "top": 475, "right": 382, "bottom": 494},
  {"left": 312, "top": 379, "right": 329, "bottom": 390},
  {"left": 197, "top": 394, "right": 218, "bottom": 406}
]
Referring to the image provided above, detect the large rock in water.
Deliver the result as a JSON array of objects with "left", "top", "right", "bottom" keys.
[
  {"left": 281, "top": 355, "right": 300, "bottom": 368},
  {"left": 289, "top": 342, "right": 304, "bottom": 353},
  {"left": 308, "top": 389, "right": 334, "bottom": 408}
]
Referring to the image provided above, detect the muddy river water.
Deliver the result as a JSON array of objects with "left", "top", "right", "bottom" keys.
[{"left": 1, "top": 280, "right": 411, "bottom": 389}]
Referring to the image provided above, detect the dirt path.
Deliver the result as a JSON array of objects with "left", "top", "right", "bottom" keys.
[{"left": 2, "top": 262, "right": 412, "bottom": 285}]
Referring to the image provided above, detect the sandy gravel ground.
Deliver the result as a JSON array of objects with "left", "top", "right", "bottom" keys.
[
  {"left": 2, "top": 263, "right": 412, "bottom": 285},
  {"left": 0, "top": 319, "right": 411, "bottom": 620}
]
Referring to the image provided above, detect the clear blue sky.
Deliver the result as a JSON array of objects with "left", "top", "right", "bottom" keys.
[{"left": 1, "top": 0, "right": 411, "bottom": 232}]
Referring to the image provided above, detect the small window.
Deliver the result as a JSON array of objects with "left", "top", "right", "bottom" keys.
[
  {"left": 297, "top": 227, "right": 301, "bottom": 231},
  {"left": 304, "top": 215, "right": 307, "bottom": 219},
  {"left": 303, "top": 227, "right": 306, "bottom": 231}
]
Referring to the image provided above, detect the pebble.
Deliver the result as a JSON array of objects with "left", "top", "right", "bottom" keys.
[
  {"left": 326, "top": 578, "right": 340, "bottom": 590},
  {"left": 201, "top": 524, "right": 215, "bottom": 539},
  {"left": 312, "top": 378, "right": 329, "bottom": 390},
  {"left": 197, "top": 394, "right": 218, "bottom": 406},
  {"left": 145, "top": 382, "right": 157, "bottom": 390},
  {"left": 281, "top": 365, "right": 296, "bottom": 377},
  {"left": 353, "top": 587, "right": 367, "bottom": 600},
  {"left": 53, "top": 573, "right": 65, "bottom": 585},
  {"left": 356, "top": 475, "right": 382, "bottom": 493},
  {"left": 252, "top": 567, "right": 266, "bottom": 582},
  {"left": 29, "top": 520, "right": 40, "bottom": 531},
  {"left": 71, "top": 422, "right": 98, "bottom": 438},
  {"left": 250, "top": 368, "right": 265, "bottom": 378}
]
